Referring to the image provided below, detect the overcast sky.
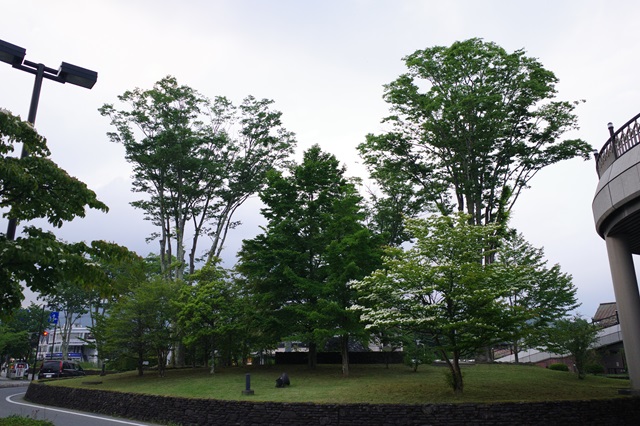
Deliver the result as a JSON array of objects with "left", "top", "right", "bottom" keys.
[{"left": 2, "top": 0, "right": 638, "bottom": 317}]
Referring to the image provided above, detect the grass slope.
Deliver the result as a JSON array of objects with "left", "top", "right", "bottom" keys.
[{"left": 44, "top": 363, "right": 629, "bottom": 404}]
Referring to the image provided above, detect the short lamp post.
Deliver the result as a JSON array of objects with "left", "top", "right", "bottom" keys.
[{"left": 0, "top": 38, "right": 98, "bottom": 240}]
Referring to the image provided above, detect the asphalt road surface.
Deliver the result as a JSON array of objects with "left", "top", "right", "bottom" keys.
[{"left": 0, "top": 384, "right": 162, "bottom": 426}]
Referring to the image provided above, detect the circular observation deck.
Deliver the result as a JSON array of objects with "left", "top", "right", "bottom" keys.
[{"left": 593, "top": 112, "right": 640, "bottom": 252}]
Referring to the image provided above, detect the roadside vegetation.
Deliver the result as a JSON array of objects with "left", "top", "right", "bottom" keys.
[
  {"left": 0, "top": 416, "right": 53, "bottom": 426},
  {"left": 42, "top": 363, "right": 628, "bottom": 404}
]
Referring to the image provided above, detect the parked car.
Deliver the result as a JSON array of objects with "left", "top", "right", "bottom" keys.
[{"left": 37, "top": 360, "right": 85, "bottom": 379}]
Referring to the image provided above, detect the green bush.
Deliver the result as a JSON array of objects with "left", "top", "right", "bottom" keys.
[
  {"left": 585, "top": 363, "right": 605, "bottom": 375},
  {"left": 548, "top": 363, "right": 569, "bottom": 372},
  {"left": 403, "top": 348, "right": 435, "bottom": 372}
]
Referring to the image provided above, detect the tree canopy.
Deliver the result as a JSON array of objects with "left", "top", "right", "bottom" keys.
[
  {"left": 358, "top": 38, "right": 593, "bottom": 236},
  {"left": 96, "top": 277, "right": 180, "bottom": 376},
  {"left": 494, "top": 231, "right": 579, "bottom": 361},
  {"left": 0, "top": 109, "right": 133, "bottom": 318},
  {"left": 542, "top": 315, "right": 599, "bottom": 379},
  {"left": 99, "top": 76, "right": 296, "bottom": 279},
  {"left": 0, "top": 109, "right": 107, "bottom": 228},
  {"left": 351, "top": 214, "right": 512, "bottom": 394},
  {"left": 238, "top": 145, "right": 382, "bottom": 374}
]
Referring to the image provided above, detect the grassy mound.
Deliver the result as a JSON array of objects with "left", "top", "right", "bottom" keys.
[{"left": 42, "top": 363, "right": 629, "bottom": 404}]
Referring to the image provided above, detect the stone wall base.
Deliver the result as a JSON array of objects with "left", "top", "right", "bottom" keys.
[{"left": 25, "top": 383, "right": 640, "bottom": 425}]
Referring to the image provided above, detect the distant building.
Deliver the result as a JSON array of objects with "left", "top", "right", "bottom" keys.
[
  {"left": 496, "top": 302, "right": 626, "bottom": 374},
  {"left": 593, "top": 302, "right": 619, "bottom": 328},
  {"left": 37, "top": 323, "right": 98, "bottom": 364},
  {"left": 592, "top": 302, "right": 626, "bottom": 374}
]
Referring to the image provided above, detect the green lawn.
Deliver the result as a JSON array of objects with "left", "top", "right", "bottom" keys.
[{"left": 40, "top": 363, "right": 630, "bottom": 404}]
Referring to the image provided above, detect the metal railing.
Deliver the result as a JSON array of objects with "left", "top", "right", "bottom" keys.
[{"left": 596, "top": 112, "right": 640, "bottom": 177}]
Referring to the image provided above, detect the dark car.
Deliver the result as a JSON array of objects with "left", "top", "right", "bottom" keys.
[{"left": 37, "top": 360, "right": 85, "bottom": 379}]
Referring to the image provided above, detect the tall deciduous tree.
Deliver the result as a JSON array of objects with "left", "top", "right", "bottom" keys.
[
  {"left": 359, "top": 38, "right": 592, "bottom": 236},
  {"left": 238, "top": 145, "right": 381, "bottom": 374},
  {"left": 99, "top": 77, "right": 295, "bottom": 279},
  {"left": 351, "top": 214, "right": 510, "bottom": 394},
  {"left": 494, "top": 232, "right": 579, "bottom": 361}
]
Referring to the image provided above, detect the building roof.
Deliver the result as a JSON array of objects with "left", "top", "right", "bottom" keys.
[{"left": 593, "top": 302, "right": 618, "bottom": 328}]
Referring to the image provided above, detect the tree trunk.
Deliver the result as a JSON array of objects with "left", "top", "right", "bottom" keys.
[
  {"left": 137, "top": 349, "right": 144, "bottom": 376},
  {"left": 157, "top": 349, "right": 166, "bottom": 377},
  {"left": 340, "top": 334, "right": 350, "bottom": 377},
  {"left": 308, "top": 342, "right": 317, "bottom": 369},
  {"left": 451, "top": 358, "right": 464, "bottom": 395},
  {"left": 175, "top": 341, "right": 186, "bottom": 367},
  {"left": 210, "top": 344, "right": 216, "bottom": 374},
  {"left": 441, "top": 349, "right": 464, "bottom": 395}
]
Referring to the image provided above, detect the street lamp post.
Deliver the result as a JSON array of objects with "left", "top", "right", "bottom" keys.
[{"left": 0, "top": 38, "right": 98, "bottom": 240}]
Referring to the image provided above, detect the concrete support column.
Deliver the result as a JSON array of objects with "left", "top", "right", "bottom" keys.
[{"left": 605, "top": 234, "right": 640, "bottom": 390}]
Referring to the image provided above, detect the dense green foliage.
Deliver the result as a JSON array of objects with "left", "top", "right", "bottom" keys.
[
  {"left": 94, "top": 277, "right": 180, "bottom": 376},
  {"left": 351, "top": 214, "right": 509, "bottom": 394},
  {"left": 0, "top": 110, "right": 107, "bottom": 228},
  {"left": 99, "top": 76, "right": 296, "bottom": 279},
  {"left": 543, "top": 316, "right": 599, "bottom": 379},
  {"left": 351, "top": 214, "right": 580, "bottom": 393},
  {"left": 548, "top": 363, "right": 570, "bottom": 372},
  {"left": 494, "top": 231, "right": 579, "bottom": 359},
  {"left": 585, "top": 363, "right": 605, "bottom": 375},
  {"left": 0, "top": 303, "right": 49, "bottom": 363},
  {"left": 0, "top": 109, "right": 137, "bottom": 318},
  {"left": 238, "top": 145, "right": 382, "bottom": 374},
  {"left": 177, "top": 263, "right": 257, "bottom": 371},
  {"left": 359, "top": 38, "right": 593, "bottom": 239}
]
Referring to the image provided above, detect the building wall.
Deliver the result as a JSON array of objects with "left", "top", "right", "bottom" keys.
[
  {"left": 597, "top": 342, "right": 626, "bottom": 374},
  {"left": 37, "top": 324, "right": 98, "bottom": 363}
]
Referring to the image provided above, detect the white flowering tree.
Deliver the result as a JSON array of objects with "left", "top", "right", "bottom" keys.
[{"left": 350, "top": 214, "right": 513, "bottom": 394}]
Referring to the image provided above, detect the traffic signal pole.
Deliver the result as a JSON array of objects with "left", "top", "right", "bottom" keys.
[{"left": 30, "top": 305, "right": 47, "bottom": 380}]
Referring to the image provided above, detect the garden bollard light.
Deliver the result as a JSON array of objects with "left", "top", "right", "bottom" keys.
[{"left": 242, "top": 373, "right": 254, "bottom": 395}]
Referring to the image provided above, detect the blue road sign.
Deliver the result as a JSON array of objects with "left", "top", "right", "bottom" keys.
[{"left": 49, "top": 311, "right": 59, "bottom": 324}]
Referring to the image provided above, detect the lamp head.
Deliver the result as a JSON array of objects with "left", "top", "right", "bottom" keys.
[
  {"left": 59, "top": 62, "right": 98, "bottom": 89},
  {"left": 0, "top": 39, "right": 26, "bottom": 67}
]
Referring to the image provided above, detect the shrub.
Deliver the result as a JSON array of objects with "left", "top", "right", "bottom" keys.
[
  {"left": 585, "top": 363, "right": 605, "bottom": 375},
  {"left": 548, "top": 363, "right": 569, "bottom": 372},
  {"left": 403, "top": 347, "right": 435, "bottom": 372}
]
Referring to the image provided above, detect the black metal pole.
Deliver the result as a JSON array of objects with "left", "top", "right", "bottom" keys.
[
  {"left": 5, "top": 63, "right": 44, "bottom": 240},
  {"left": 50, "top": 321, "right": 57, "bottom": 360},
  {"left": 608, "top": 122, "right": 617, "bottom": 160},
  {"left": 31, "top": 304, "right": 47, "bottom": 380}
]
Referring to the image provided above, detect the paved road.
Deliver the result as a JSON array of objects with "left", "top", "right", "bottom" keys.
[{"left": 0, "top": 381, "right": 162, "bottom": 426}]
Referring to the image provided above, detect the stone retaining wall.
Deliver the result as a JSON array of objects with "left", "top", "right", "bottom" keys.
[{"left": 25, "top": 382, "right": 640, "bottom": 425}]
